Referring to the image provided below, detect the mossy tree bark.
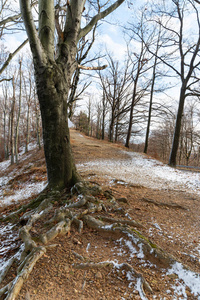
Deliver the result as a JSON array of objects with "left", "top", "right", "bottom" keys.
[{"left": 19, "top": 0, "right": 125, "bottom": 190}]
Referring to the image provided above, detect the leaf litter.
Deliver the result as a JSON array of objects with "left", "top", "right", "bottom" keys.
[{"left": 0, "top": 130, "right": 200, "bottom": 299}]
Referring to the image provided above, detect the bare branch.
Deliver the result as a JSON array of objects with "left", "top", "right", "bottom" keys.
[
  {"left": 78, "top": 64, "right": 107, "bottom": 70},
  {"left": 0, "top": 13, "right": 21, "bottom": 26},
  {"left": 79, "top": 0, "right": 125, "bottom": 40},
  {"left": 0, "top": 1, "right": 37, "bottom": 26},
  {"left": 0, "top": 77, "right": 12, "bottom": 83},
  {"left": 19, "top": 0, "right": 47, "bottom": 66},
  {"left": 0, "top": 39, "right": 28, "bottom": 76}
]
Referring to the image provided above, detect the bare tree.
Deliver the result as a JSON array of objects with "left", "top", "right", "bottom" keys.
[
  {"left": 144, "top": 21, "right": 163, "bottom": 154},
  {"left": 125, "top": 16, "right": 152, "bottom": 148},
  {"left": 19, "top": 0, "right": 126, "bottom": 190},
  {"left": 98, "top": 53, "right": 131, "bottom": 142},
  {"left": 146, "top": 0, "right": 200, "bottom": 166}
]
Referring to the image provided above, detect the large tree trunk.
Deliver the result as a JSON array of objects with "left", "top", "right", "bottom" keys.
[
  {"left": 19, "top": 0, "right": 125, "bottom": 190},
  {"left": 168, "top": 87, "right": 186, "bottom": 166},
  {"left": 35, "top": 64, "right": 79, "bottom": 190}
]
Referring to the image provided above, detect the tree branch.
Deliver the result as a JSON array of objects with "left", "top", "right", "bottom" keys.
[
  {"left": 78, "top": 0, "right": 125, "bottom": 40},
  {"left": 0, "top": 13, "right": 21, "bottom": 26},
  {"left": 78, "top": 64, "right": 107, "bottom": 70},
  {"left": 0, "top": 1, "right": 37, "bottom": 27},
  {"left": 0, "top": 39, "right": 28, "bottom": 76},
  {"left": 19, "top": 0, "right": 47, "bottom": 66},
  {"left": 0, "top": 77, "right": 12, "bottom": 83}
]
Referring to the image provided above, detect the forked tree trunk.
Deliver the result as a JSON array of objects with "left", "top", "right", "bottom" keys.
[
  {"left": 35, "top": 64, "right": 79, "bottom": 190},
  {"left": 20, "top": 0, "right": 125, "bottom": 190}
]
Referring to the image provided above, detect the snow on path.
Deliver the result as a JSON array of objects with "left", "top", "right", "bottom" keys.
[{"left": 77, "top": 151, "right": 200, "bottom": 194}]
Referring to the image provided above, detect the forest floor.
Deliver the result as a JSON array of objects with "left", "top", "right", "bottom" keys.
[{"left": 0, "top": 129, "right": 200, "bottom": 299}]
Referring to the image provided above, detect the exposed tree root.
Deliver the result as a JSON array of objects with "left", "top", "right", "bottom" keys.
[
  {"left": 0, "top": 188, "right": 55, "bottom": 223},
  {"left": 74, "top": 261, "right": 153, "bottom": 295},
  {"left": 0, "top": 255, "right": 18, "bottom": 285},
  {"left": 141, "top": 197, "right": 187, "bottom": 210},
  {"left": 0, "top": 181, "right": 198, "bottom": 299},
  {"left": 5, "top": 246, "right": 46, "bottom": 300},
  {"left": 99, "top": 215, "right": 145, "bottom": 228}
]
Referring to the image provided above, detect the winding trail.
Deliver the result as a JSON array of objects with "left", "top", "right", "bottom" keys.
[{"left": 71, "top": 130, "right": 200, "bottom": 195}]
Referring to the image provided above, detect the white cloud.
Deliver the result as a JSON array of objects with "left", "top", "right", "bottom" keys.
[{"left": 98, "top": 33, "right": 127, "bottom": 60}]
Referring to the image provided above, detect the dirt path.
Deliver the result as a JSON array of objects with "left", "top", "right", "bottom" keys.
[
  {"left": 72, "top": 130, "right": 200, "bottom": 194},
  {"left": 2, "top": 129, "right": 200, "bottom": 299}
]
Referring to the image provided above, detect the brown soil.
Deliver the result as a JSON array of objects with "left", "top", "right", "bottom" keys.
[{"left": 1, "top": 129, "right": 200, "bottom": 299}]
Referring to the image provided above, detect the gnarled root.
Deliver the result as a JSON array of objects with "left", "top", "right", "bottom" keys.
[
  {"left": 74, "top": 261, "right": 153, "bottom": 295},
  {"left": 5, "top": 246, "right": 46, "bottom": 300},
  {"left": 0, "top": 181, "right": 197, "bottom": 300}
]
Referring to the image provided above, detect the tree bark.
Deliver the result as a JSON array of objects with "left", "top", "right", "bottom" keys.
[{"left": 35, "top": 63, "right": 79, "bottom": 189}]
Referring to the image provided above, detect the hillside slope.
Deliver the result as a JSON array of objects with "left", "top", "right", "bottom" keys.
[{"left": 0, "top": 129, "right": 200, "bottom": 299}]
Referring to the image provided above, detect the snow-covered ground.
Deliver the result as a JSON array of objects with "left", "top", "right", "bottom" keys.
[
  {"left": 1, "top": 147, "right": 200, "bottom": 208},
  {"left": 77, "top": 151, "right": 200, "bottom": 195}
]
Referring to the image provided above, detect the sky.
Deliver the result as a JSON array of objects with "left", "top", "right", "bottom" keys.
[{"left": 2, "top": 0, "right": 200, "bottom": 140}]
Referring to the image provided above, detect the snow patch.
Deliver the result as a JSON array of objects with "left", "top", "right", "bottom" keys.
[
  {"left": 167, "top": 262, "right": 200, "bottom": 297},
  {"left": 0, "top": 181, "right": 47, "bottom": 207},
  {"left": 77, "top": 151, "right": 200, "bottom": 194}
]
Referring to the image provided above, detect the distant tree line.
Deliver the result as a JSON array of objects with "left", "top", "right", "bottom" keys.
[
  {"left": 1, "top": 0, "right": 200, "bottom": 170},
  {"left": 0, "top": 58, "right": 42, "bottom": 163}
]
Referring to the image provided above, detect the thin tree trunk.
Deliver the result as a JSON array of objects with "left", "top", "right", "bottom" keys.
[
  {"left": 25, "top": 101, "right": 30, "bottom": 153},
  {"left": 3, "top": 88, "right": 8, "bottom": 159},
  {"left": 125, "top": 81, "right": 138, "bottom": 148},
  {"left": 6, "top": 114, "right": 11, "bottom": 159},
  {"left": 109, "top": 114, "right": 114, "bottom": 142},
  {"left": 144, "top": 56, "right": 158, "bottom": 154},
  {"left": 101, "top": 91, "right": 107, "bottom": 140},
  {"left": 15, "top": 60, "right": 22, "bottom": 163},
  {"left": 10, "top": 77, "right": 15, "bottom": 165},
  {"left": 169, "top": 86, "right": 186, "bottom": 166}
]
